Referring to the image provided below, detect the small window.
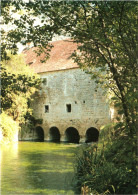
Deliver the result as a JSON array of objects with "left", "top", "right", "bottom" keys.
[
  {"left": 66, "top": 104, "right": 71, "bottom": 112},
  {"left": 42, "top": 78, "right": 47, "bottom": 85},
  {"left": 45, "top": 105, "right": 49, "bottom": 113}
]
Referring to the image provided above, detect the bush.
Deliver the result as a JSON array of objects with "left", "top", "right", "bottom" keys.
[
  {"left": 74, "top": 132, "right": 137, "bottom": 194},
  {"left": 0, "top": 112, "right": 19, "bottom": 142}
]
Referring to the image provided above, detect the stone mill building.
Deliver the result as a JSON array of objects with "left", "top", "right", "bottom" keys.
[{"left": 21, "top": 39, "right": 113, "bottom": 143}]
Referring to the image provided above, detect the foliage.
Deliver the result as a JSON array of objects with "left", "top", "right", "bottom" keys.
[
  {"left": 74, "top": 135, "right": 137, "bottom": 194},
  {"left": 1, "top": 53, "right": 41, "bottom": 142},
  {"left": 19, "top": 112, "right": 43, "bottom": 139},
  {"left": 68, "top": 1, "right": 137, "bottom": 135},
  {"left": 1, "top": 53, "right": 40, "bottom": 124},
  {"left": 74, "top": 117, "right": 137, "bottom": 194},
  {"left": 0, "top": 112, "right": 19, "bottom": 143},
  {"left": 1, "top": 0, "right": 55, "bottom": 61}
]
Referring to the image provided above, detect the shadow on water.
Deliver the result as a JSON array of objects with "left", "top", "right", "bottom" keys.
[{"left": 1, "top": 141, "right": 78, "bottom": 194}]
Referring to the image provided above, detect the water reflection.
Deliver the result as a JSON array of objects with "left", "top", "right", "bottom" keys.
[{"left": 0, "top": 141, "right": 77, "bottom": 194}]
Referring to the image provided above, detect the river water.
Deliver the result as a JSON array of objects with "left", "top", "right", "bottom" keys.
[{"left": 0, "top": 141, "right": 78, "bottom": 194}]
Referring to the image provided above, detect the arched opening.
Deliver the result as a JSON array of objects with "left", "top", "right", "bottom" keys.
[
  {"left": 35, "top": 126, "right": 44, "bottom": 141},
  {"left": 65, "top": 127, "right": 80, "bottom": 144},
  {"left": 49, "top": 127, "right": 60, "bottom": 142},
  {"left": 85, "top": 127, "right": 99, "bottom": 143}
]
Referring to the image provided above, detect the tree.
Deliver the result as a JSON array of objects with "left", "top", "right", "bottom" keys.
[
  {"left": 69, "top": 2, "right": 137, "bottom": 136},
  {"left": 1, "top": 53, "right": 40, "bottom": 124},
  {"left": 1, "top": 52, "right": 40, "bottom": 142}
]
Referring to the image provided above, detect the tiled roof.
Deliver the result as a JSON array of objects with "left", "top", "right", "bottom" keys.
[{"left": 23, "top": 39, "right": 79, "bottom": 73}]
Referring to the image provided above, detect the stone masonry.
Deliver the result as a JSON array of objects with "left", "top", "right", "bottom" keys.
[{"left": 32, "top": 68, "right": 111, "bottom": 142}]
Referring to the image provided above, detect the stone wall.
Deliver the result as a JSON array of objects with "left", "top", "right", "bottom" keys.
[{"left": 29, "top": 68, "right": 111, "bottom": 142}]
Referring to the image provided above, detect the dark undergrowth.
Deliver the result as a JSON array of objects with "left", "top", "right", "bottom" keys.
[{"left": 73, "top": 124, "right": 137, "bottom": 194}]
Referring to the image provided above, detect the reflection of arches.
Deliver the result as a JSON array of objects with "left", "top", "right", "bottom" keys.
[
  {"left": 35, "top": 126, "right": 44, "bottom": 141},
  {"left": 65, "top": 127, "right": 80, "bottom": 143},
  {"left": 49, "top": 127, "right": 60, "bottom": 142},
  {"left": 85, "top": 127, "right": 99, "bottom": 143}
]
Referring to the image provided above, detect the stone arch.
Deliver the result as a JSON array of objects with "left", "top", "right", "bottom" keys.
[
  {"left": 85, "top": 127, "right": 99, "bottom": 143},
  {"left": 49, "top": 126, "right": 60, "bottom": 142},
  {"left": 65, "top": 127, "right": 80, "bottom": 143},
  {"left": 35, "top": 126, "right": 44, "bottom": 141}
]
